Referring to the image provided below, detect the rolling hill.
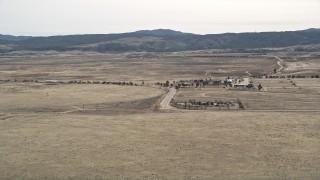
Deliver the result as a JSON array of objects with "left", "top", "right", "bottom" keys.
[{"left": 1, "top": 29, "right": 320, "bottom": 53}]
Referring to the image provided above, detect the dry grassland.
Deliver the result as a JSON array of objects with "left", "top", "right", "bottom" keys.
[
  {"left": 0, "top": 112, "right": 319, "bottom": 179},
  {"left": 0, "top": 51, "right": 320, "bottom": 179},
  {"left": 174, "top": 78, "right": 320, "bottom": 110},
  {"left": 0, "top": 83, "right": 164, "bottom": 116},
  {"left": 0, "top": 52, "right": 276, "bottom": 82}
]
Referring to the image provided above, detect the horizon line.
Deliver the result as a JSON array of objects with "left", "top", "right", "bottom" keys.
[{"left": 1, "top": 27, "right": 319, "bottom": 37}]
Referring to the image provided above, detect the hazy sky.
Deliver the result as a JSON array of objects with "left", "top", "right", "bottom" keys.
[{"left": 0, "top": 0, "right": 319, "bottom": 36}]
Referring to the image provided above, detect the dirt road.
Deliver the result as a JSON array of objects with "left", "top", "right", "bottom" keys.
[
  {"left": 274, "top": 56, "right": 285, "bottom": 73},
  {"left": 159, "top": 88, "right": 177, "bottom": 109},
  {"left": 245, "top": 71, "right": 252, "bottom": 76}
]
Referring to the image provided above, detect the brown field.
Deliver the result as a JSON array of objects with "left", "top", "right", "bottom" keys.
[
  {"left": 0, "top": 51, "right": 277, "bottom": 82},
  {"left": 0, "top": 83, "right": 164, "bottom": 116},
  {"left": 174, "top": 78, "right": 320, "bottom": 110},
  {"left": 0, "top": 50, "right": 320, "bottom": 179},
  {"left": 1, "top": 112, "right": 319, "bottom": 179}
]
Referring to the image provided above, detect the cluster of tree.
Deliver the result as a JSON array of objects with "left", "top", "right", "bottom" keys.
[
  {"left": 294, "top": 47, "right": 320, "bottom": 52},
  {"left": 23, "top": 79, "right": 38, "bottom": 83},
  {"left": 229, "top": 48, "right": 271, "bottom": 54},
  {"left": 251, "top": 75, "right": 265, "bottom": 78},
  {"left": 193, "top": 79, "right": 222, "bottom": 87},
  {"left": 156, "top": 79, "right": 224, "bottom": 89},
  {"left": 0, "top": 79, "right": 11, "bottom": 82},
  {"left": 0, "top": 79, "right": 36, "bottom": 83},
  {"left": 172, "top": 99, "right": 241, "bottom": 109},
  {"left": 0, "top": 79, "right": 38, "bottom": 83},
  {"left": 155, "top": 81, "right": 171, "bottom": 87},
  {"left": 189, "top": 99, "right": 236, "bottom": 106},
  {"left": 67, "top": 81, "right": 139, "bottom": 86},
  {"left": 265, "top": 75, "right": 319, "bottom": 79},
  {"left": 0, "top": 79, "right": 143, "bottom": 86}
]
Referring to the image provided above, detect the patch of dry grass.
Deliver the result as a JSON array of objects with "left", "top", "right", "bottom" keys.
[
  {"left": 0, "top": 112, "right": 319, "bottom": 179},
  {"left": 174, "top": 78, "right": 320, "bottom": 110},
  {"left": 0, "top": 83, "right": 164, "bottom": 114},
  {"left": 0, "top": 50, "right": 319, "bottom": 179}
]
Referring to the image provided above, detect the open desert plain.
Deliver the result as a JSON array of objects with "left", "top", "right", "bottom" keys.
[{"left": 0, "top": 48, "right": 319, "bottom": 179}]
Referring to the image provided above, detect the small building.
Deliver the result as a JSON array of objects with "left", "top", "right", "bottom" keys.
[
  {"left": 224, "top": 77, "right": 253, "bottom": 88},
  {"left": 232, "top": 77, "right": 252, "bottom": 88}
]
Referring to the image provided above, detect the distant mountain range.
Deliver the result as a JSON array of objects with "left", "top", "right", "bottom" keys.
[
  {"left": 134, "top": 29, "right": 194, "bottom": 36},
  {"left": 1, "top": 28, "right": 320, "bottom": 53},
  {"left": 300, "top": 28, "right": 320, "bottom": 32},
  {"left": 0, "top": 34, "right": 32, "bottom": 41}
]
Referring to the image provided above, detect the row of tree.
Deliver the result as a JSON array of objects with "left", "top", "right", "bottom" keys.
[
  {"left": 0, "top": 79, "right": 143, "bottom": 87},
  {"left": 265, "top": 75, "right": 320, "bottom": 79}
]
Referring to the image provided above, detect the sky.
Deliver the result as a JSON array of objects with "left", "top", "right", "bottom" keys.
[{"left": 0, "top": 0, "right": 319, "bottom": 36}]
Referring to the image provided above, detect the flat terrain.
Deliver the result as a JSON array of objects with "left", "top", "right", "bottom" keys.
[
  {"left": 0, "top": 112, "right": 319, "bottom": 179},
  {"left": 0, "top": 83, "right": 164, "bottom": 116},
  {"left": 0, "top": 50, "right": 319, "bottom": 179},
  {"left": 174, "top": 78, "right": 320, "bottom": 110},
  {"left": 0, "top": 51, "right": 277, "bottom": 82}
]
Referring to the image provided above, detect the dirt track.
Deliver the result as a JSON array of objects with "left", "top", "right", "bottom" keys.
[
  {"left": 274, "top": 56, "right": 285, "bottom": 74},
  {"left": 159, "top": 88, "right": 177, "bottom": 110}
]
